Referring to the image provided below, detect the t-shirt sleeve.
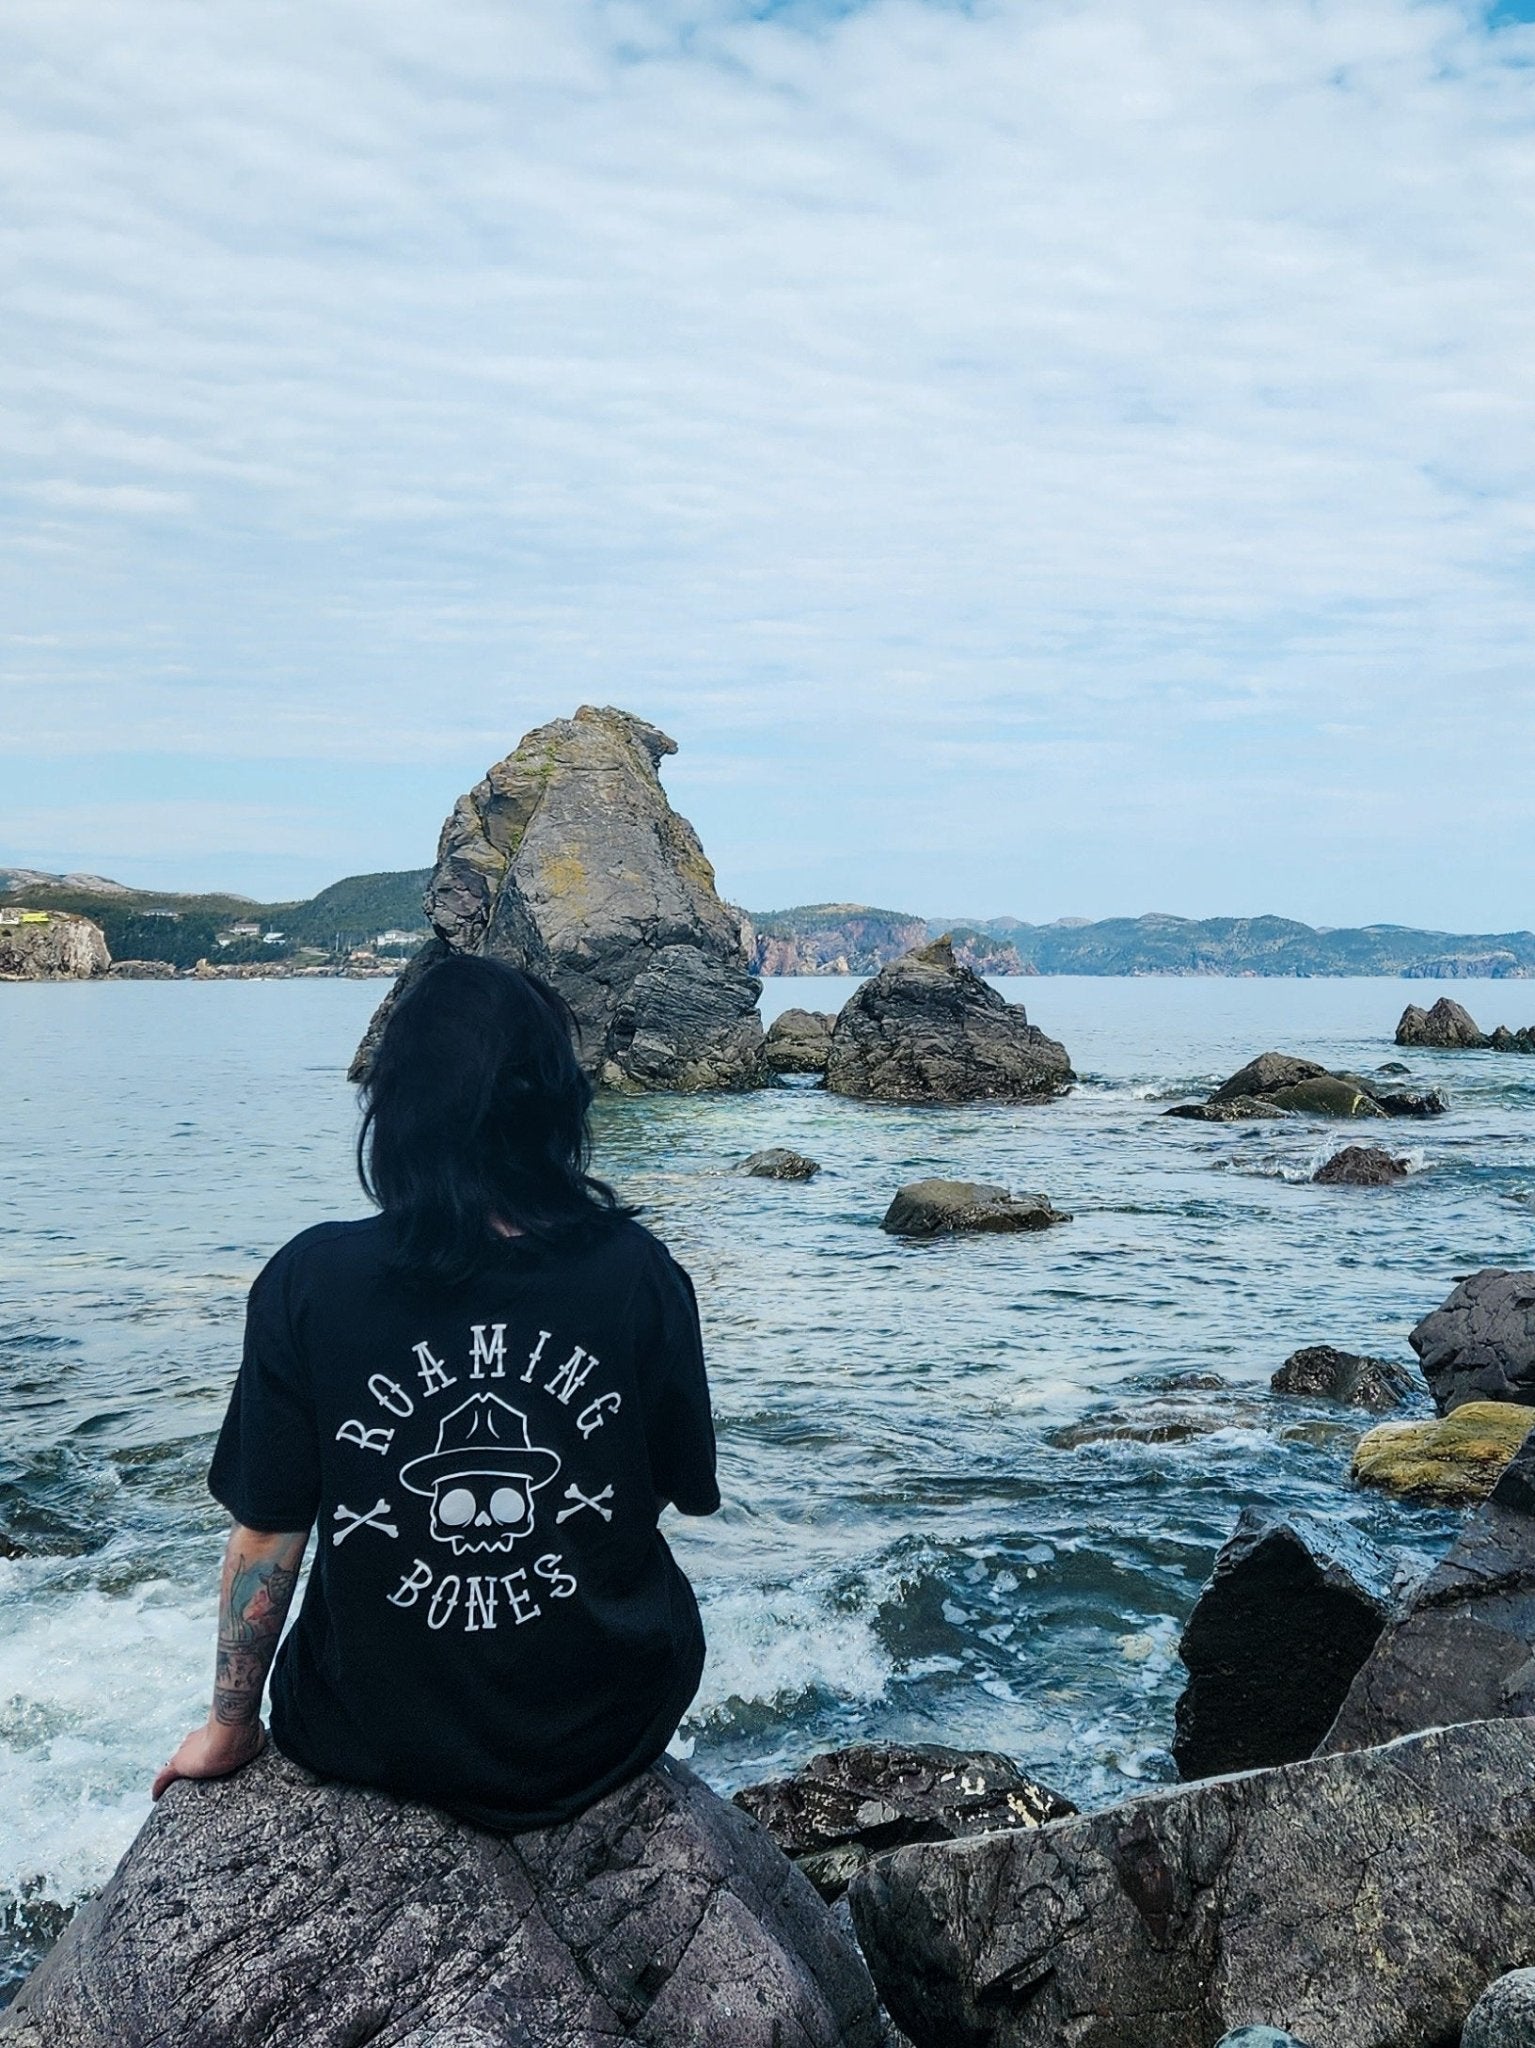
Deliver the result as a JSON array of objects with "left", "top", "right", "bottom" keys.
[
  {"left": 636, "top": 1245, "right": 721, "bottom": 1517},
  {"left": 208, "top": 1252, "right": 322, "bottom": 1531}
]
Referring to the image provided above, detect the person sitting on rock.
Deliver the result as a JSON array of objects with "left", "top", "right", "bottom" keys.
[{"left": 153, "top": 952, "right": 721, "bottom": 1833}]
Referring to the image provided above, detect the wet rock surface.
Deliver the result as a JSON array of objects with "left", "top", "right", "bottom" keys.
[
  {"left": 737, "top": 1148, "right": 820, "bottom": 1181},
  {"left": 1171, "top": 1509, "right": 1394, "bottom": 1779},
  {"left": 1270, "top": 1345, "right": 1417, "bottom": 1411},
  {"left": 848, "top": 1717, "right": 1535, "bottom": 2048},
  {"left": 733, "top": 1744, "right": 1075, "bottom": 1903},
  {"left": 1312, "top": 1145, "right": 1410, "bottom": 1186},
  {"left": 1351, "top": 1401, "right": 1535, "bottom": 1504},
  {"left": 880, "top": 1180, "right": 1070, "bottom": 1238},
  {"left": 1167, "top": 1050, "right": 1446, "bottom": 1122},
  {"left": 354, "top": 706, "right": 764, "bottom": 1091},
  {"left": 0, "top": 911, "right": 109, "bottom": 981},
  {"left": 1324, "top": 1429, "right": 1535, "bottom": 1752},
  {"left": 761, "top": 1008, "right": 834, "bottom": 1076},
  {"left": 824, "top": 938, "right": 1071, "bottom": 1104},
  {"left": 1412, "top": 1268, "right": 1535, "bottom": 1413},
  {"left": 0, "top": 1748, "right": 882, "bottom": 2048}
]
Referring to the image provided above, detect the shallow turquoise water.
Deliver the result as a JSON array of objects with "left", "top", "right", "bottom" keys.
[{"left": 3, "top": 973, "right": 1533, "bottom": 1993}]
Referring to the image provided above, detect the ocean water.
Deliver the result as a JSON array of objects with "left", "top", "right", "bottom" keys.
[{"left": 3, "top": 973, "right": 1534, "bottom": 1997}]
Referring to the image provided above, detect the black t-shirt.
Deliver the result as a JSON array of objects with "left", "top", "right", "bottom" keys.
[{"left": 208, "top": 1214, "right": 720, "bottom": 1832}]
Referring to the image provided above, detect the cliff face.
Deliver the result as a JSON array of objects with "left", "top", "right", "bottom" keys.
[
  {"left": 0, "top": 911, "right": 109, "bottom": 980},
  {"left": 411, "top": 706, "right": 764, "bottom": 1090}
]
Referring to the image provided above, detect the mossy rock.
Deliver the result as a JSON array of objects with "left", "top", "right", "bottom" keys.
[
  {"left": 1268, "top": 1077, "right": 1388, "bottom": 1119},
  {"left": 1351, "top": 1401, "right": 1535, "bottom": 1504}
]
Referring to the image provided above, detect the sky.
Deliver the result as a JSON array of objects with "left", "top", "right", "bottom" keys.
[{"left": 4, "top": 0, "right": 1535, "bottom": 928}]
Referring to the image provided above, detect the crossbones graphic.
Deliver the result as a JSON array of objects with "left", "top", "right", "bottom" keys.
[
  {"left": 555, "top": 1482, "right": 614, "bottom": 1524},
  {"left": 332, "top": 1498, "right": 398, "bottom": 1546}
]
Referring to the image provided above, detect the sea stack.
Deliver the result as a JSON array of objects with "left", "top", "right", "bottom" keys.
[
  {"left": 824, "top": 937, "right": 1071, "bottom": 1103},
  {"left": 0, "top": 909, "right": 110, "bottom": 981},
  {"left": 353, "top": 706, "right": 764, "bottom": 1090}
]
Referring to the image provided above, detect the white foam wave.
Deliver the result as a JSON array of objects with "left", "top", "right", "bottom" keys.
[
  {"left": 684, "top": 1580, "right": 891, "bottom": 1726},
  {"left": 0, "top": 1576, "right": 211, "bottom": 1907}
]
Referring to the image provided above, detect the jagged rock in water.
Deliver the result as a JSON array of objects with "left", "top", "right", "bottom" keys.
[
  {"left": 846, "top": 1718, "right": 1535, "bottom": 2048},
  {"left": 0, "top": 911, "right": 109, "bottom": 981},
  {"left": 0, "top": 1748, "right": 883, "bottom": 2048},
  {"left": 824, "top": 939, "right": 1071, "bottom": 1104},
  {"left": 1167, "top": 1051, "right": 1446, "bottom": 1123},
  {"left": 1170, "top": 1509, "right": 1394, "bottom": 1780},
  {"left": 107, "top": 958, "right": 179, "bottom": 979},
  {"left": 733, "top": 1744, "right": 1075, "bottom": 1903},
  {"left": 1312, "top": 1146, "right": 1410, "bottom": 1187},
  {"left": 1462, "top": 1969, "right": 1535, "bottom": 2048},
  {"left": 1412, "top": 1268, "right": 1535, "bottom": 1414},
  {"left": 1323, "top": 1428, "right": 1535, "bottom": 1753},
  {"left": 352, "top": 707, "right": 764, "bottom": 1091},
  {"left": 1351, "top": 1402, "right": 1535, "bottom": 1504},
  {"left": 1269, "top": 1346, "right": 1416, "bottom": 1412},
  {"left": 1397, "top": 997, "right": 1488, "bottom": 1048},
  {"left": 761, "top": 1008, "right": 835, "bottom": 1076},
  {"left": 736, "top": 1148, "right": 820, "bottom": 1181},
  {"left": 880, "top": 1180, "right": 1070, "bottom": 1239}
]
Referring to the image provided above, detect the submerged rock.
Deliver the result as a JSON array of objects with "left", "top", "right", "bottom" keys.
[
  {"left": 1164, "top": 1095, "right": 1291, "bottom": 1122},
  {"left": 1411, "top": 1268, "right": 1535, "bottom": 1413},
  {"left": 880, "top": 1180, "right": 1069, "bottom": 1238},
  {"left": 847, "top": 1718, "right": 1535, "bottom": 2048},
  {"left": 1462, "top": 1969, "right": 1535, "bottom": 2048},
  {"left": 1312, "top": 1145, "right": 1410, "bottom": 1187},
  {"left": 1324, "top": 1427, "right": 1535, "bottom": 1753},
  {"left": 353, "top": 706, "right": 764, "bottom": 1091},
  {"left": 824, "top": 938, "right": 1072, "bottom": 1104},
  {"left": 1168, "top": 1050, "right": 1446, "bottom": 1123},
  {"left": 1270, "top": 1346, "right": 1416, "bottom": 1411},
  {"left": 733, "top": 1744, "right": 1075, "bottom": 1903},
  {"left": 1351, "top": 1401, "right": 1535, "bottom": 1504},
  {"left": 1171, "top": 1509, "right": 1394, "bottom": 1780},
  {"left": 0, "top": 1747, "right": 882, "bottom": 2048},
  {"left": 762, "top": 1008, "right": 835, "bottom": 1077},
  {"left": 0, "top": 910, "right": 109, "bottom": 981},
  {"left": 737, "top": 1148, "right": 820, "bottom": 1181}
]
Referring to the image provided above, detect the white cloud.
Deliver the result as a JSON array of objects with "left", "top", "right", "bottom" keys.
[{"left": 1, "top": 0, "right": 1533, "bottom": 920}]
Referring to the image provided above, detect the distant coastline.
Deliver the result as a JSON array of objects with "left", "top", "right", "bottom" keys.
[{"left": 4, "top": 867, "right": 1532, "bottom": 980}]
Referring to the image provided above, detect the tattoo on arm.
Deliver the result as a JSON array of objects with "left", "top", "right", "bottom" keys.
[{"left": 212, "top": 1530, "right": 307, "bottom": 1728}]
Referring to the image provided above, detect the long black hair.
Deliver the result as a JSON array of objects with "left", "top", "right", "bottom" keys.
[{"left": 357, "top": 952, "right": 631, "bottom": 1286}]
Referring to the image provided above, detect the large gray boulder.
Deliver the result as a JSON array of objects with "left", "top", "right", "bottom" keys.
[
  {"left": 1171, "top": 1510, "right": 1395, "bottom": 1779},
  {"left": 0, "top": 910, "right": 109, "bottom": 980},
  {"left": 824, "top": 939, "right": 1071, "bottom": 1104},
  {"left": 1412, "top": 1269, "right": 1535, "bottom": 1413},
  {"left": 761, "top": 1008, "right": 834, "bottom": 1077},
  {"left": 353, "top": 707, "right": 764, "bottom": 1091},
  {"left": 0, "top": 1748, "right": 883, "bottom": 2048},
  {"left": 848, "top": 1717, "right": 1535, "bottom": 2048},
  {"left": 733, "top": 1743, "right": 1074, "bottom": 1902},
  {"left": 1322, "top": 1427, "right": 1535, "bottom": 1753}
]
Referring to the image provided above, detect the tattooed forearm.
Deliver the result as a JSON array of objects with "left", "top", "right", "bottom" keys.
[{"left": 211, "top": 1527, "right": 307, "bottom": 1728}]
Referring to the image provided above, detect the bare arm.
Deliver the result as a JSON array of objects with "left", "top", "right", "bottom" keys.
[{"left": 151, "top": 1521, "right": 310, "bottom": 1800}]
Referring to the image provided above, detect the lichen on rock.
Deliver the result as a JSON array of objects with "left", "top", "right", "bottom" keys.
[{"left": 353, "top": 706, "right": 765, "bottom": 1091}]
